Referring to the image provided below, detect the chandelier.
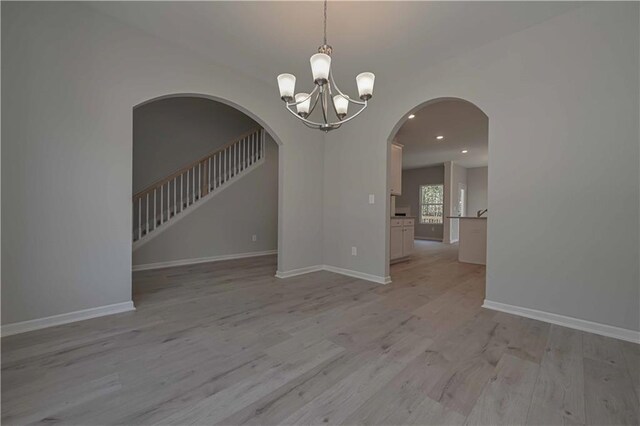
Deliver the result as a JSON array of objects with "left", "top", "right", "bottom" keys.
[{"left": 276, "top": 0, "right": 375, "bottom": 132}]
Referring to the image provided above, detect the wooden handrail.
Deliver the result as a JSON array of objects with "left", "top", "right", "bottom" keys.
[{"left": 133, "top": 127, "right": 261, "bottom": 200}]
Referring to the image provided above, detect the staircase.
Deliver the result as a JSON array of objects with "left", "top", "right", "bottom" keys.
[{"left": 132, "top": 128, "right": 265, "bottom": 250}]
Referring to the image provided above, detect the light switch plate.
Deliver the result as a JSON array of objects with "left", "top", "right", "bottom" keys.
[
  {"left": 351, "top": 246, "right": 357, "bottom": 256},
  {"left": 368, "top": 194, "right": 375, "bottom": 204}
]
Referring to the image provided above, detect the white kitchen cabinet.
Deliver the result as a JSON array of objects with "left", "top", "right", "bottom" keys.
[
  {"left": 390, "top": 226, "right": 404, "bottom": 260},
  {"left": 390, "top": 217, "right": 414, "bottom": 262},
  {"left": 402, "top": 221, "right": 414, "bottom": 256},
  {"left": 390, "top": 143, "right": 403, "bottom": 195}
]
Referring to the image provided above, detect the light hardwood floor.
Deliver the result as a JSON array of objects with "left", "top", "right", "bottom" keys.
[{"left": 2, "top": 241, "right": 638, "bottom": 425}]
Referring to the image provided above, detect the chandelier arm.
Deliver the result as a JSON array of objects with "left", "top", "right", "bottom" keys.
[
  {"left": 285, "top": 85, "right": 320, "bottom": 108},
  {"left": 306, "top": 90, "right": 321, "bottom": 116},
  {"left": 326, "top": 82, "right": 344, "bottom": 120},
  {"left": 285, "top": 98, "right": 368, "bottom": 129},
  {"left": 284, "top": 102, "right": 323, "bottom": 128},
  {"left": 302, "top": 120, "right": 321, "bottom": 130},
  {"left": 320, "top": 85, "right": 329, "bottom": 125},
  {"left": 331, "top": 100, "right": 368, "bottom": 125},
  {"left": 328, "top": 71, "right": 367, "bottom": 106}
]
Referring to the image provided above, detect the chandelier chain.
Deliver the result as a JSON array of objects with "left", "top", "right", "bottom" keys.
[{"left": 323, "top": 0, "right": 327, "bottom": 46}]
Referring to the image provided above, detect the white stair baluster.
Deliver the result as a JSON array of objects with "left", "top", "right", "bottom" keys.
[
  {"left": 213, "top": 154, "right": 217, "bottom": 189},
  {"left": 153, "top": 189, "right": 157, "bottom": 229},
  {"left": 241, "top": 137, "right": 245, "bottom": 170},
  {"left": 160, "top": 183, "right": 164, "bottom": 224},
  {"left": 146, "top": 193, "right": 149, "bottom": 235},
  {"left": 137, "top": 197, "right": 142, "bottom": 240},
  {"left": 208, "top": 157, "right": 212, "bottom": 191}
]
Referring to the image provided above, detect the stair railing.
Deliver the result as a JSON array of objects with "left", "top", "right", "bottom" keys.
[{"left": 133, "top": 128, "right": 265, "bottom": 242}]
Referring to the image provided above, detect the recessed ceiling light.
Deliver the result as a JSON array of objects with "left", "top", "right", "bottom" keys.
[
  {"left": 436, "top": 135, "right": 444, "bottom": 140},
  {"left": 461, "top": 150, "right": 468, "bottom": 154},
  {"left": 408, "top": 114, "right": 415, "bottom": 119}
]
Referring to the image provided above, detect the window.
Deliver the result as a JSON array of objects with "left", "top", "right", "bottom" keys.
[{"left": 420, "top": 184, "right": 444, "bottom": 224}]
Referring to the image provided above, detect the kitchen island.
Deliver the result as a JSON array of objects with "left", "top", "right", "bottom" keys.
[{"left": 447, "top": 216, "right": 487, "bottom": 265}]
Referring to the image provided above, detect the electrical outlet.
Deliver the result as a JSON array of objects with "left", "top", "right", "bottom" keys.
[
  {"left": 351, "top": 246, "right": 357, "bottom": 256},
  {"left": 252, "top": 234, "right": 257, "bottom": 242},
  {"left": 431, "top": 226, "right": 435, "bottom": 231},
  {"left": 368, "top": 194, "right": 375, "bottom": 204}
]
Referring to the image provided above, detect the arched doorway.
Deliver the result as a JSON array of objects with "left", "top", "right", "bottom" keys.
[
  {"left": 386, "top": 97, "right": 489, "bottom": 284},
  {"left": 130, "top": 94, "right": 283, "bottom": 302}
]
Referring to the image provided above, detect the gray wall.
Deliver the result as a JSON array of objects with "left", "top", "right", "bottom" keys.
[
  {"left": 467, "top": 166, "right": 488, "bottom": 216},
  {"left": 134, "top": 97, "right": 258, "bottom": 193},
  {"left": 134, "top": 137, "right": 278, "bottom": 266},
  {"left": 2, "top": 2, "right": 325, "bottom": 326},
  {"left": 323, "top": 3, "right": 639, "bottom": 332},
  {"left": 3, "top": 2, "right": 639, "bottom": 337},
  {"left": 448, "top": 162, "right": 468, "bottom": 243},
  {"left": 397, "top": 166, "right": 444, "bottom": 240}
]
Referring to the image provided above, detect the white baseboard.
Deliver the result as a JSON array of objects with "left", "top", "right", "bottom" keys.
[
  {"left": 276, "top": 264, "right": 390, "bottom": 285},
  {"left": 133, "top": 249, "right": 277, "bottom": 271},
  {"left": 275, "top": 265, "right": 324, "bottom": 278},
  {"left": 1, "top": 301, "right": 135, "bottom": 337},
  {"left": 322, "top": 265, "right": 391, "bottom": 285},
  {"left": 483, "top": 299, "right": 640, "bottom": 344}
]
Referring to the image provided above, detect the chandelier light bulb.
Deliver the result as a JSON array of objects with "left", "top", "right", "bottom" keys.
[
  {"left": 277, "top": 74, "right": 296, "bottom": 101},
  {"left": 295, "top": 93, "right": 311, "bottom": 117},
  {"left": 333, "top": 95, "right": 349, "bottom": 118},
  {"left": 356, "top": 72, "right": 375, "bottom": 100},
  {"left": 310, "top": 53, "right": 331, "bottom": 85}
]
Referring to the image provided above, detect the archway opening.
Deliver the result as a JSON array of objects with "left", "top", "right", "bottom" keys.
[
  {"left": 130, "top": 94, "right": 281, "bottom": 303},
  {"left": 387, "top": 97, "right": 489, "bottom": 292}
]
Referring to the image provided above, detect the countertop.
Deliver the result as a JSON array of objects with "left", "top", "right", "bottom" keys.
[
  {"left": 447, "top": 216, "right": 487, "bottom": 220},
  {"left": 391, "top": 216, "right": 416, "bottom": 219}
]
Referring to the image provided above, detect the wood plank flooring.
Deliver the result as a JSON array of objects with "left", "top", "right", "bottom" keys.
[{"left": 2, "top": 241, "right": 638, "bottom": 425}]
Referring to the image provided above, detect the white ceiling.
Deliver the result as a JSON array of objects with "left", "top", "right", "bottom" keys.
[
  {"left": 89, "top": 1, "right": 582, "bottom": 90},
  {"left": 395, "top": 99, "right": 488, "bottom": 169}
]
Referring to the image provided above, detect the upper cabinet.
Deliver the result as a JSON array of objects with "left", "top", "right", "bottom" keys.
[{"left": 390, "top": 143, "right": 403, "bottom": 195}]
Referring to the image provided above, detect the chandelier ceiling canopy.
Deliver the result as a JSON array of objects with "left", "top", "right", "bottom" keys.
[{"left": 276, "top": 0, "right": 375, "bottom": 132}]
